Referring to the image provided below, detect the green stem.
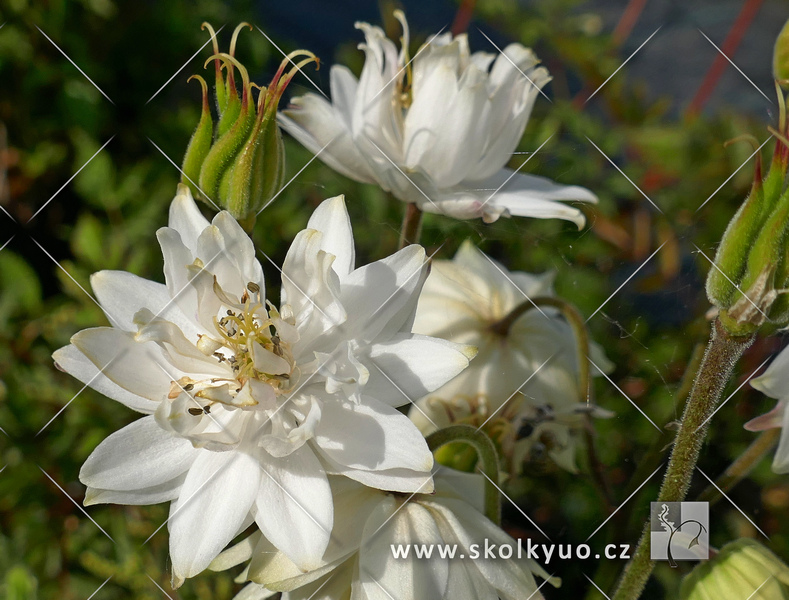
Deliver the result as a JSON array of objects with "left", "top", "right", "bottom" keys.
[
  {"left": 697, "top": 428, "right": 781, "bottom": 504},
  {"left": 426, "top": 425, "right": 501, "bottom": 525},
  {"left": 398, "top": 202, "right": 423, "bottom": 249},
  {"left": 611, "top": 318, "right": 754, "bottom": 600}
]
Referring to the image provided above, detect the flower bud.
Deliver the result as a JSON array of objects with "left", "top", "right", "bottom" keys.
[
  {"left": 181, "top": 23, "right": 318, "bottom": 227},
  {"left": 680, "top": 539, "right": 789, "bottom": 600},
  {"left": 775, "top": 18, "right": 789, "bottom": 88},
  {"left": 707, "top": 94, "right": 789, "bottom": 336}
]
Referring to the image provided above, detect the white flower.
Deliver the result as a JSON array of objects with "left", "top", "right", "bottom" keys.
[
  {"left": 53, "top": 185, "right": 475, "bottom": 583},
  {"left": 213, "top": 470, "right": 556, "bottom": 600},
  {"left": 748, "top": 347, "right": 789, "bottom": 473},
  {"left": 278, "top": 11, "right": 596, "bottom": 226},
  {"left": 407, "top": 241, "right": 612, "bottom": 472}
]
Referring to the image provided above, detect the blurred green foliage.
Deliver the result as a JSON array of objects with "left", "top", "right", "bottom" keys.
[{"left": 1, "top": 0, "right": 788, "bottom": 599}]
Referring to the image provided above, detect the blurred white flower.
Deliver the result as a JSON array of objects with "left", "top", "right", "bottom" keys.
[
  {"left": 53, "top": 185, "right": 475, "bottom": 584},
  {"left": 278, "top": 12, "right": 596, "bottom": 226},
  {"left": 407, "top": 241, "right": 612, "bottom": 472},
  {"left": 748, "top": 348, "right": 789, "bottom": 473},
  {"left": 213, "top": 470, "right": 556, "bottom": 600}
]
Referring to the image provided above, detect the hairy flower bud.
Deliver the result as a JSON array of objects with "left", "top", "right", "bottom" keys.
[
  {"left": 707, "top": 89, "right": 789, "bottom": 336},
  {"left": 181, "top": 23, "right": 318, "bottom": 227},
  {"left": 680, "top": 539, "right": 789, "bottom": 599}
]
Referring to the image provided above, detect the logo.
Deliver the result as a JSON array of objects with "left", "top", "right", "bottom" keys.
[{"left": 650, "top": 502, "right": 709, "bottom": 566}]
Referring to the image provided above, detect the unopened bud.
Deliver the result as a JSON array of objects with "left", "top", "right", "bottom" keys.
[
  {"left": 775, "top": 18, "right": 789, "bottom": 88},
  {"left": 181, "top": 23, "right": 318, "bottom": 227},
  {"left": 680, "top": 539, "right": 789, "bottom": 600}
]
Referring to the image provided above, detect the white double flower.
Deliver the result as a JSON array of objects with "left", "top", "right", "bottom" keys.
[{"left": 54, "top": 186, "right": 475, "bottom": 583}]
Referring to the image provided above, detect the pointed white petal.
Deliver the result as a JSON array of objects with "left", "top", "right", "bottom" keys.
[
  {"left": 80, "top": 416, "right": 197, "bottom": 491},
  {"left": 71, "top": 327, "right": 175, "bottom": 401},
  {"left": 168, "top": 185, "right": 210, "bottom": 253},
  {"left": 85, "top": 473, "right": 186, "bottom": 506},
  {"left": 364, "top": 333, "right": 476, "bottom": 402},
  {"left": 169, "top": 450, "right": 261, "bottom": 580},
  {"left": 752, "top": 347, "right": 789, "bottom": 399},
  {"left": 254, "top": 445, "right": 333, "bottom": 570},
  {"left": 306, "top": 196, "right": 356, "bottom": 278},
  {"left": 53, "top": 344, "right": 158, "bottom": 413}
]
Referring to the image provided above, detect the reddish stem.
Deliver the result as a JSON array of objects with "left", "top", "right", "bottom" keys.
[
  {"left": 685, "top": 0, "right": 765, "bottom": 117},
  {"left": 451, "top": 0, "right": 476, "bottom": 36}
]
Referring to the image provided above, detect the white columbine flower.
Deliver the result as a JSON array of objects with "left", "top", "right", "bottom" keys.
[
  {"left": 278, "top": 11, "right": 596, "bottom": 226},
  {"left": 53, "top": 185, "right": 475, "bottom": 584},
  {"left": 748, "top": 347, "right": 789, "bottom": 473},
  {"left": 407, "top": 241, "right": 612, "bottom": 472},
  {"left": 212, "top": 470, "right": 556, "bottom": 600}
]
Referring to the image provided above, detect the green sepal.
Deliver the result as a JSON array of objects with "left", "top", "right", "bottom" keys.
[
  {"left": 706, "top": 181, "right": 765, "bottom": 309},
  {"left": 198, "top": 54, "right": 255, "bottom": 203},
  {"left": 180, "top": 75, "right": 214, "bottom": 202}
]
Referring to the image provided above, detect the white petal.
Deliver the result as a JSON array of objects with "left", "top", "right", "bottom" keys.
[
  {"left": 91, "top": 270, "right": 194, "bottom": 336},
  {"left": 420, "top": 168, "right": 596, "bottom": 227},
  {"left": 80, "top": 416, "right": 197, "bottom": 492},
  {"left": 85, "top": 474, "right": 186, "bottom": 506},
  {"left": 358, "top": 501, "right": 449, "bottom": 600},
  {"left": 169, "top": 450, "right": 261, "bottom": 580},
  {"left": 282, "top": 229, "right": 347, "bottom": 342},
  {"left": 316, "top": 398, "right": 434, "bottom": 492},
  {"left": 278, "top": 92, "right": 377, "bottom": 184},
  {"left": 53, "top": 344, "right": 158, "bottom": 413},
  {"left": 338, "top": 245, "right": 428, "bottom": 342},
  {"left": 168, "top": 184, "right": 210, "bottom": 253},
  {"left": 209, "top": 531, "right": 262, "bottom": 571},
  {"left": 752, "top": 347, "right": 789, "bottom": 399},
  {"left": 71, "top": 327, "right": 175, "bottom": 401},
  {"left": 306, "top": 196, "right": 356, "bottom": 279},
  {"left": 773, "top": 407, "right": 789, "bottom": 474},
  {"left": 364, "top": 333, "right": 476, "bottom": 403},
  {"left": 212, "top": 211, "right": 265, "bottom": 296},
  {"left": 254, "top": 445, "right": 332, "bottom": 570}
]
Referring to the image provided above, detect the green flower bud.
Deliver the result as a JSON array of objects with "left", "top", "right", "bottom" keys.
[
  {"left": 181, "top": 23, "right": 318, "bottom": 228},
  {"left": 775, "top": 19, "right": 789, "bottom": 88},
  {"left": 680, "top": 539, "right": 789, "bottom": 600},
  {"left": 707, "top": 103, "right": 789, "bottom": 336}
]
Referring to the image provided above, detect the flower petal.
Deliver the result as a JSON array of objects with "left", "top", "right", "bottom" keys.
[
  {"left": 53, "top": 344, "right": 158, "bottom": 413},
  {"left": 168, "top": 184, "right": 211, "bottom": 253},
  {"left": 752, "top": 348, "right": 789, "bottom": 399},
  {"left": 85, "top": 474, "right": 186, "bottom": 506},
  {"left": 316, "top": 398, "right": 434, "bottom": 492},
  {"left": 254, "top": 445, "right": 333, "bottom": 570},
  {"left": 71, "top": 327, "right": 175, "bottom": 401},
  {"left": 363, "top": 333, "right": 476, "bottom": 403},
  {"left": 169, "top": 450, "right": 261, "bottom": 581},
  {"left": 306, "top": 195, "right": 356, "bottom": 279},
  {"left": 358, "top": 501, "right": 449, "bottom": 600},
  {"left": 337, "top": 245, "right": 428, "bottom": 343},
  {"left": 80, "top": 416, "right": 197, "bottom": 492}
]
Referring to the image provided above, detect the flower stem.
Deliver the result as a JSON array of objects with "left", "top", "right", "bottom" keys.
[
  {"left": 426, "top": 425, "right": 501, "bottom": 525},
  {"left": 697, "top": 428, "right": 781, "bottom": 504},
  {"left": 398, "top": 202, "right": 423, "bottom": 249},
  {"left": 611, "top": 318, "right": 754, "bottom": 600}
]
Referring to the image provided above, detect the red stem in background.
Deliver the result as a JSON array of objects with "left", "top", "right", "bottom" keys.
[
  {"left": 571, "top": 0, "right": 649, "bottom": 108},
  {"left": 685, "top": 0, "right": 765, "bottom": 117},
  {"left": 451, "top": 0, "right": 476, "bottom": 36},
  {"left": 612, "top": 0, "right": 649, "bottom": 44}
]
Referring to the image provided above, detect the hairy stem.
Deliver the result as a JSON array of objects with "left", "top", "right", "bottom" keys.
[
  {"left": 697, "top": 428, "right": 781, "bottom": 504},
  {"left": 426, "top": 425, "right": 501, "bottom": 525},
  {"left": 611, "top": 318, "right": 754, "bottom": 600},
  {"left": 398, "top": 202, "right": 423, "bottom": 249}
]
